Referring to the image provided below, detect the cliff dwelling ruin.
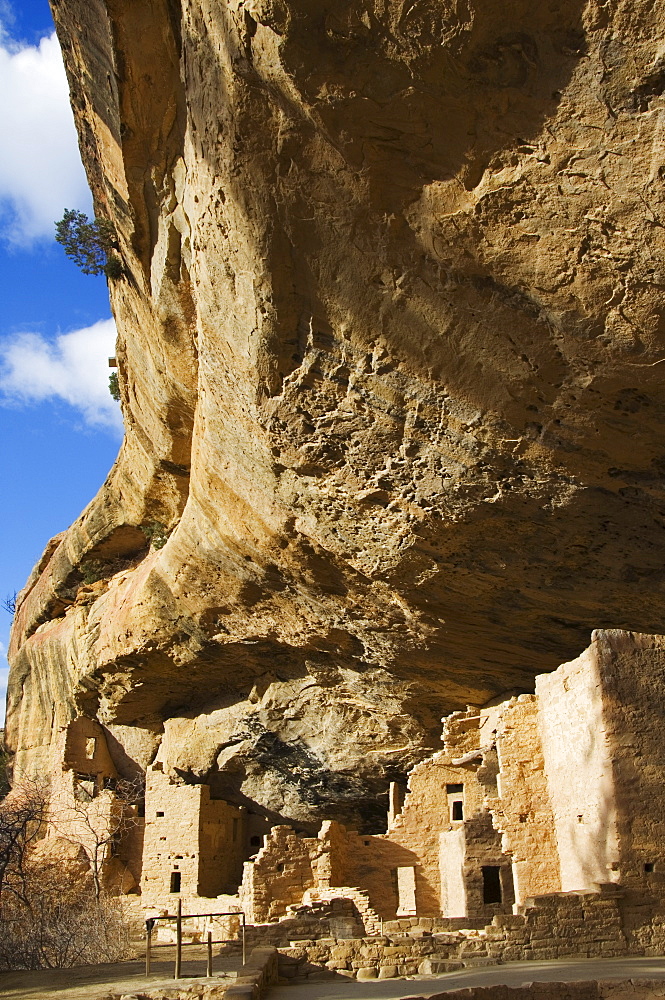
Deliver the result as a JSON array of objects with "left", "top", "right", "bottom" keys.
[
  {"left": 28, "top": 627, "right": 665, "bottom": 969},
  {"left": 6, "top": 0, "right": 665, "bottom": 979}
]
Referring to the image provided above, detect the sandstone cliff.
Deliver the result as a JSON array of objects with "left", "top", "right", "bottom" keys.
[{"left": 6, "top": 0, "right": 665, "bottom": 830}]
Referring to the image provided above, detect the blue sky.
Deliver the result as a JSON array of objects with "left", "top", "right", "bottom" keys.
[{"left": 0, "top": 0, "right": 122, "bottom": 725}]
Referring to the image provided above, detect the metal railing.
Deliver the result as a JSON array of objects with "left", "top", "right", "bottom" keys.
[{"left": 145, "top": 899, "right": 246, "bottom": 979}]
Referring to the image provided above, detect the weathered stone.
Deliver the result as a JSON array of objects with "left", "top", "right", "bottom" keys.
[
  {"left": 7, "top": 0, "right": 665, "bottom": 974},
  {"left": 10, "top": 0, "right": 665, "bottom": 844}
]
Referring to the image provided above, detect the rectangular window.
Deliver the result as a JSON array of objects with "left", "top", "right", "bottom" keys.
[
  {"left": 482, "top": 866, "right": 502, "bottom": 904},
  {"left": 446, "top": 783, "right": 463, "bottom": 793},
  {"left": 156, "top": 811, "right": 164, "bottom": 817},
  {"left": 170, "top": 871, "right": 181, "bottom": 893},
  {"left": 74, "top": 774, "right": 97, "bottom": 802},
  {"left": 452, "top": 800, "right": 464, "bottom": 821}
]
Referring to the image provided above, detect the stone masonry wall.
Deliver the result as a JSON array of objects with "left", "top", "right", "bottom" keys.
[
  {"left": 335, "top": 828, "right": 420, "bottom": 920},
  {"left": 274, "top": 889, "right": 627, "bottom": 981},
  {"left": 536, "top": 645, "right": 620, "bottom": 893},
  {"left": 142, "top": 767, "right": 246, "bottom": 906},
  {"left": 46, "top": 717, "right": 136, "bottom": 893},
  {"left": 592, "top": 631, "right": 665, "bottom": 891},
  {"left": 60, "top": 717, "right": 117, "bottom": 779},
  {"left": 239, "top": 826, "right": 321, "bottom": 923},
  {"left": 142, "top": 768, "right": 203, "bottom": 903},
  {"left": 488, "top": 695, "right": 561, "bottom": 905},
  {"left": 462, "top": 811, "right": 515, "bottom": 919},
  {"left": 385, "top": 717, "right": 487, "bottom": 918}
]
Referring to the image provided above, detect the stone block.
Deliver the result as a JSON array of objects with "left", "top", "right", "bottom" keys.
[
  {"left": 385, "top": 945, "right": 413, "bottom": 956},
  {"left": 329, "top": 946, "right": 353, "bottom": 959},
  {"left": 378, "top": 965, "right": 397, "bottom": 979},
  {"left": 498, "top": 947, "right": 522, "bottom": 962},
  {"left": 418, "top": 958, "right": 454, "bottom": 974},
  {"left": 492, "top": 915, "right": 525, "bottom": 928},
  {"left": 398, "top": 964, "right": 419, "bottom": 976},
  {"left": 356, "top": 967, "right": 378, "bottom": 980}
]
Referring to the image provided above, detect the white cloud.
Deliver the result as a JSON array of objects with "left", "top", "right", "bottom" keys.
[
  {"left": 0, "top": 28, "right": 91, "bottom": 242},
  {"left": 0, "top": 318, "right": 122, "bottom": 430}
]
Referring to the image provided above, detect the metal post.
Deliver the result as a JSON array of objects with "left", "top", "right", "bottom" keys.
[
  {"left": 207, "top": 930, "right": 213, "bottom": 977},
  {"left": 145, "top": 919, "right": 153, "bottom": 976},
  {"left": 175, "top": 897, "right": 182, "bottom": 979},
  {"left": 242, "top": 914, "right": 246, "bottom": 967}
]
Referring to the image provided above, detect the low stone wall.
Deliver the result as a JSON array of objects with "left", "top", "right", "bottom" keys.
[
  {"left": 132, "top": 887, "right": 665, "bottom": 989},
  {"left": 274, "top": 890, "right": 628, "bottom": 981},
  {"left": 383, "top": 916, "right": 488, "bottom": 934},
  {"left": 245, "top": 898, "right": 363, "bottom": 946},
  {"left": 225, "top": 946, "right": 278, "bottom": 1000},
  {"left": 619, "top": 894, "right": 665, "bottom": 956},
  {"left": 277, "top": 934, "right": 465, "bottom": 981}
]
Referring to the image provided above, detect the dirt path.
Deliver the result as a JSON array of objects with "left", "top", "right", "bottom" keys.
[
  {"left": 269, "top": 956, "right": 665, "bottom": 1000},
  {"left": 3, "top": 953, "right": 665, "bottom": 1000},
  {"left": 0, "top": 949, "right": 238, "bottom": 999}
]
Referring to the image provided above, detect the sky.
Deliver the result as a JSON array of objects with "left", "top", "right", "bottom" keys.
[{"left": 0, "top": 0, "right": 122, "bottom": 725}]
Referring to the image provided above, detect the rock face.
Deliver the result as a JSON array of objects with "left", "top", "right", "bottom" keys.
[{"left": 7, "top": 0, "right": 665, "bottom": 830}]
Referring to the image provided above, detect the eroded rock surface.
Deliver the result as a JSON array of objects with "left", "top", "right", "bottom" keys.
[{"left": 7, "top": 0, "right": 665, "bottom": 829}]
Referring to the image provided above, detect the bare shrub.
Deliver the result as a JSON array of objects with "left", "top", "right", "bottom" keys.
[
  {"left": 0, "top": 781, "right": 132, "bottom": 969},
  {"left": 0, "top": 860, "right": 130, "bottom": 969},
  {"left": 0, "top": 779, "right": 49, "bottom": 904}
]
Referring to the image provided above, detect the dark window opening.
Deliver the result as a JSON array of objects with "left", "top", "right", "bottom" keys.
[
  {"left": 447, "top": 783, "right": 463, "bottom": 793},
  {"left": 452, "top": 800, "right": 464, "bottom": 821},
  {"left": 364, "top": 840, "right": 370, "bottom": 846},
  {"left": 74, "top": 774, "right": 97, "bottom": 802},
  {"left": 250, "top": 835, "right": 261, "bottom": 847},
  {"left": 519, "top": 813, "right": 528, "bottom": 823},
  {"left": 156, "top": 811, "right": 164, "bottom": 817},
  {"left": 232, "top": 818, "right": 238, "bottom": 842},
  {"left": 482, "top": 866, "right": 502, "bottom": 904},
  {"left": 170, "top": 871, "right": 181, "bottom": 893},
  {"left": 276, "top": 863, "right": 284, "bottom": 872},
  {"left": 645, "top": 862, "right": 655, "bottom": 873}
]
